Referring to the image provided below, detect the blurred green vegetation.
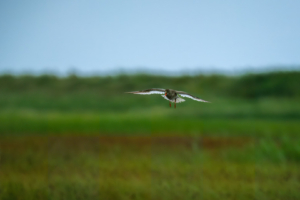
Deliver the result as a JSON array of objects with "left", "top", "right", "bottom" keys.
[
  {"left": 0, "top": 71, "right": 300, "bottom": 199},
  {"left": 0, "top": 72, "right": 299, "bottom": 136},
  {"left": 1, "top": 71, "right": 299, "bottom": 97},
  {"left": 1, "top": 71, "right": 300, "bottom": 98},
  {"left": 0, "top": 71, "right": 300, "bottom": 114},
  {"left": 1, "top": 136, "right": 300, "bottom": 200}
]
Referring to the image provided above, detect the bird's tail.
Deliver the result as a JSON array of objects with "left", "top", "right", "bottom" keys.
[{"left": 175, "top": 97, "right": 185, "bottom": 103}]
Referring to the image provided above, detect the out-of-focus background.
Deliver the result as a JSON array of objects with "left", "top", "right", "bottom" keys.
[{"left": 1, "top": 1, "right": 300, "bottom": 199}]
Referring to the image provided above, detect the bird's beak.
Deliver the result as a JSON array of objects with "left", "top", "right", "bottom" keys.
[{"left": 164, "top": 92, "right": 167, "bottom": 96}]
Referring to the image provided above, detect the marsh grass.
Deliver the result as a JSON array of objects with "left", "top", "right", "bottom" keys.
[
  {"left": 1, "top": 135, "right": 300, "bottom": 200},
  {"left": 0, "top": 110, "right": 299, "bottom": 138},
  {"left": 1, "top": 73, "right": 300, "bottom": 199}
]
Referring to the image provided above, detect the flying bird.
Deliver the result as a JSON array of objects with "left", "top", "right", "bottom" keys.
[{"left": 126, "top": 88, "right": 209, "bottom": 108}]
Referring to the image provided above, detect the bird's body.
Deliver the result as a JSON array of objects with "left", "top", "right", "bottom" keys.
[{"left": 126, "top": 88, "right": 209, "bottom": 108}]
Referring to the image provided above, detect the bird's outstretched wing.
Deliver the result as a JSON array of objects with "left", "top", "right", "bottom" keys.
[
  {"left": 176, "top": 91, "right": 210, "bottom": 102},
  {"left": 126, "top": 88, "right": 165, "bottom": 95}
]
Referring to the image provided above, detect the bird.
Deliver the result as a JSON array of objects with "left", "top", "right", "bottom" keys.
[{"left": 126, "top": 88, "right": 209, "bottom": 108}]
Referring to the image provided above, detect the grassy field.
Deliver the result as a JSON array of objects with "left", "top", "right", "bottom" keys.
[
  {"left": 0, "top": 73, "right": 300, "bottom": 199},
  {"left": 1, "top": 135, "right": 300, "bottom": 200}
]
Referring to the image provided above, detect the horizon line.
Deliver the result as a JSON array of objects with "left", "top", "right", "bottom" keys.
[{"left": 0, "top": 65, "right": 299, "bottom": 77}]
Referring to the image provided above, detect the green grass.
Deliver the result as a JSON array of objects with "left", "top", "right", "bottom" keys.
[
  {"left": 1, "top": 135, "right": 300, "bottom": 200},
  {"left": 0, "top": 110, "right": 299, "bottom": 136},
  {"left": 1, "top": 73, "right": 300, "bottom": 199}
]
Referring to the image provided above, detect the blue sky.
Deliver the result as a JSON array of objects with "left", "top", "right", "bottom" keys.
[{"left": 1, "top": 0, "right": 300, "bottom": 75}]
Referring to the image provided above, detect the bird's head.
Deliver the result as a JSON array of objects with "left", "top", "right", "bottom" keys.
[{"left": 165, "top": 89, "right": 170, "bottom": 96}]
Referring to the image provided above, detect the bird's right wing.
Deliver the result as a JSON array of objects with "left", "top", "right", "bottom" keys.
[
  {"left": 126, "top": 88, "right": 165, "bottom": 95},
  {"left": 176, "top": 91, "right": 210, "bottom": 102}
]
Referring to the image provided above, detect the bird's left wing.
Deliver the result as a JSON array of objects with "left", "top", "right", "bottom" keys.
[
  {"left": 126, "top": 88, "right": 165, "bottom": 95},
  {"left": 176, "top": 91, "right": 210, "bottom": 102}
]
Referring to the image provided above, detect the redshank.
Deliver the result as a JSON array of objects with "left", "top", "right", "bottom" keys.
[{"left": 126, "top": 88, "right": 209, "bottom": 108}]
